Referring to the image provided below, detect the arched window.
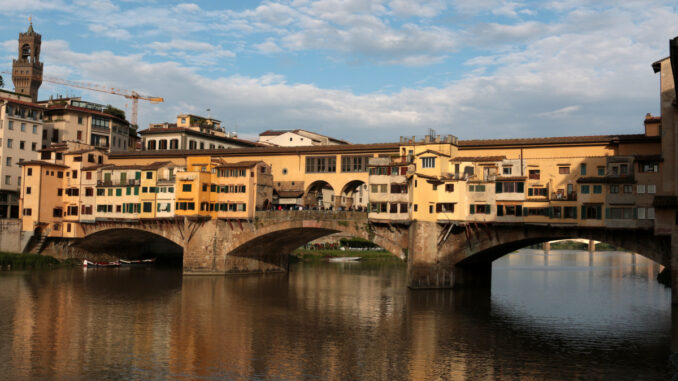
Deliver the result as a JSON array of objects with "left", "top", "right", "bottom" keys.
[
  {"left": 159, "top": 139, "right": 168, "bottom": 149},
  {"left": 147, "top": 140, "right": 156, "bottom": 150},
  {"left": 189, "top": 140, "right": 197, "bottom": 150},
  {"left": 170, "top": 139, "right": 179, "bottom": 149}
]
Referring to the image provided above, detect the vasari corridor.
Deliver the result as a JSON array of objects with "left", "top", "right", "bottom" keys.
[{"left": 1, "top": 2, "right": 678, "bottom": 380}]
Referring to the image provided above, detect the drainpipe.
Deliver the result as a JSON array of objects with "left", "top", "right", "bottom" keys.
[{"left": 520, "top": 147, "right": 524, "bottom": 177}]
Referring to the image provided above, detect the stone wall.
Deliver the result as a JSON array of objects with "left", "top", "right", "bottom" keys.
[{"left": 0, "top": 219, "right": 23, "bottom": 253}]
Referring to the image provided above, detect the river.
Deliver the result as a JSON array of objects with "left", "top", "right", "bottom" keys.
[{"left": 0, "top": 250, "right": 672, "bottom": 380}]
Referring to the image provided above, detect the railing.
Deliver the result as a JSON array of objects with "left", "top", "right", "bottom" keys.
[{"left": 550, "top": 192, "right": 577, "bottom": 201}]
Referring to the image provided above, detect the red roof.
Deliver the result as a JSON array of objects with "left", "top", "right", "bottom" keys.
[{"left": 45, "top": 104, "right": 129, "bottom": 124}]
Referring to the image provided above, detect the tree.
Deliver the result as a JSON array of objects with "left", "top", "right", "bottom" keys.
[
  {"left": 103, "top": 105, "right": 126, "bottom": 121},
  {"left": 0, "top": 75, "right": 4, "bottom": 89}
]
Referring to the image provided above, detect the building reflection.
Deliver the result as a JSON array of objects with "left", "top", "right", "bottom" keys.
[{"left": 0, "top": 251, "right": 672, "bottom": 379}]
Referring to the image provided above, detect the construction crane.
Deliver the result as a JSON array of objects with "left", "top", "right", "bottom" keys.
[{"left": 1, "top": 71, "right": 164, "bottom": 126}]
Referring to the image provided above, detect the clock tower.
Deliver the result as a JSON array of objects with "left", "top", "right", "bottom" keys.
[{"left": 12, "top": 19, "right": 43, "bottom": 102}]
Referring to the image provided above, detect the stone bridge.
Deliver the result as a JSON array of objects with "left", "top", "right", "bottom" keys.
[{"left": 52, "top": 213, "right": 672, "bottom": 292}]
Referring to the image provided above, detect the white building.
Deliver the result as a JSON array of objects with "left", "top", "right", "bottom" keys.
[{"left": 258, "top": 129, "right": 349, "bottom": 147}]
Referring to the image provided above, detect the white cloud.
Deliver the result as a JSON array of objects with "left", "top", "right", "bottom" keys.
[
  {"left": 254, "top": 38, "right": 283, "bottom": 54},
  {"left": 88, "top": 24, "right": 132, "bottom": 40},
  {"left": 389, "top": 0, "right": 448, "bottom": 18},
  {"left": 535, "top": 105, "right": 581, "bottom": 118},
  {"left": 173, "top": 3, "right": 202, "bottom": 13}
]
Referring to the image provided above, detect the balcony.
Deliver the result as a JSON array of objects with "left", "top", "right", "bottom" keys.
[{"left": 550, "top": 192, "right": 577, "bottom": 201}]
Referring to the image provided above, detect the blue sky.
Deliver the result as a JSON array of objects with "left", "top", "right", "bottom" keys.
[{"left": 1, "top": 0, "right": 678, "bottom": 143}]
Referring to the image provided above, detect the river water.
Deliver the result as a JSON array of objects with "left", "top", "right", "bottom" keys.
[{"left": 0, "top": 250, "right": 673, "bottom": 380}]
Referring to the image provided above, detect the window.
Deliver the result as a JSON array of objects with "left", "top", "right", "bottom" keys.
[
  {"left": 53, "top": 208, "right": 62, "bottom": 217},
  {"left": 471, "top": 204, "right": 491, "bottom": 214},
  {"left": 639, "top": 161, "right": 659, "bottom": 173},
  {"left": 27, "top": 168, "right": 32, "bottom": 176},
  {"left": 97, "top": 189, "right": 105, "bottom": 196},
  {"left": 528, "top": 169, "right": 540, "bottom": 180},
  {"left": 558, "top": 166, "right": 570, "bottom": 174},
  {"left": 497, "top": 205, "right": 522, "bottom": 216},
  {"left": 182, "top": 184, "right": 192, "bottom": 192},
  {"left": 436, "top": 203, "right": 455, "bottom": 213},
  {"left": 5, "top": 157, "right": 11, "bottom": 167},
  {"left": 78, "top": 116, "right": 83, "bottom": 124},
  {"left": 341, "top": 156, "right": 369, "bottom": 172},
  {"left": 597, "top": 166, "right": 605, "bottom": 176},
  {"left": 502, "top": 167, "right": 512, "bottom": 175},
  {"left": 581, "top": 205, "right": 602, "bottom": 220},
  {"left": 8, "top": 121, "right": 13, "bottom": 130},
  {"left": 85, "top": 188, "right": 93, "bottom": 196},
  {"left": 551, "top": 206, "right": 562, "bottom": 219},
  {"left": 116, "top": 188, "right": 122, "bottom": 196},
  {"left": 143, "top": 202, "right": 153, "bottom": 213},
  {"left": 146, "top": 171, "right": 153, "bottom": 179},
  {"left": 637, "top": 184, "right": 646, "bottom": 194},
  {"left": 305, "top": 156, "right": 337, "bottom": 173},
  {"left": 593, "top": 185, "right": 602, "bottom": 194},
  {"left": 620, "top": 164, "right": 628, "bottom": 175},
  {"left": 609, "top": 185, "right": 619, "bottom": 194},
  {"left": 421, "top": 157, "right": 436, "bottom": 168},
  {"left": 445, "top": 184, "right": 454, "bottom": 192},
  {"left": 92, "top": 117, "right": 110, "bottom": 129},
  {"left": 7, "top": 139, "right": 12, "bottom": 148},
  {"left": 648, "top": 184, "right": 656, "bottom": 194},
  {"left": 72, "top": 170, "right": 78, "bottom": 179},
  {"left": 564, "top": 206, "right": 577, "bottom": 219},
  {"left": 58, "top": 188, "right": 63, "bottom": 196},
  {"left": 496, "top": 182, "right": 524, "bottom": 193},
  {"left": 25, "top": 187, "right": 31, "bottom": 195},
  {"left": 20, "top": 123, "right": 25, "bottom": 132},
  {"left": 580, "top": 163, "right": 586, "bottom": 176},
  {"left": 528, "top": 187, "right": 547, "bottom": 197},
  {"left": 31, "top": 142, "right": 36, "bottom": 151},
  {"left": 608, "top": 207, "right": 633, "bottom": 219},
  {"left": 19, "top": 141, "right": 25, "bottom": 150},
  {"left": 648, "top": 207, "right": 655, "bottom": 219}
]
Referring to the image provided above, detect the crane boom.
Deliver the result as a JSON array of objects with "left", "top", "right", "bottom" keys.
[{"left": 0, "top": 70, "right": 164, "bottom": 126}]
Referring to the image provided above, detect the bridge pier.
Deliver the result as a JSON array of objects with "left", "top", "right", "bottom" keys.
[{"left": 406, "top": 221, "right": 491, "bottom": 289}]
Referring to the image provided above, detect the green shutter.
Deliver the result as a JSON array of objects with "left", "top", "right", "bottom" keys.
[
  {"left": 581, "top": 206, "right": 586, "bottom": 219},
  {"left": 596, "top": 205, "right": 602, "bottom": 220},
  {"left": 528, "top": 188, "right": 533, "bottom": 196},
  {"left": 548, "top": 207, "right": 553, "bottom": 218},
  {"left": 516, "top": 205, "right": 523, "bottom": 216},
  {"left": 633, "top": 208, "right": 638, "bottom": 219},
  {"left": 517, "top": 182, "right": 525, "bottom": 193},
  {"left": 134, "top": 187, "right": 139, "bottom": 195},
  {"left": 135, "top": 171, "right": 141, "bottom": 180},
  {"left": 470, "top": 205, "right": 475, "bottom": 214},
  {"left": 605, "top": 207, "right": 610, "bottom": 219},
  {"left": 496, "top": 182, "right": 502, "bottom": 193},
  {"left": 486, "top": 205, "right": 491, "bottom": 214},
  {"left": 497, "top": 205, "right": 503, "bottom": 216}
]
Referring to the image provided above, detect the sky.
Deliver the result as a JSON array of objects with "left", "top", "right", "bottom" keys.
[{"left": 0, "top": 0, "right": 677, "bottom": 143}]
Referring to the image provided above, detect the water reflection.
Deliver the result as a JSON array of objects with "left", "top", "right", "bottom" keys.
[{"left": 0, "top": 250, "right": 673, "bottom": 380}]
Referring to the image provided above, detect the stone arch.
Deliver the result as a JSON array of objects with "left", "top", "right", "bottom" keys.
[
  {"left": 440, "top": 225, "right": 670, "bottom": 268},
  {"left": 21, "top": 44, "right": 31, "bottom": 60},
  {"left": 73, "top": 227, "right": 183, "bottom": 259},
  {"left": 304, "top": 180, "right": 334, "bottom": 209},
  {"left": 339, "top": 180, "right": 367, "bottom": 210}
]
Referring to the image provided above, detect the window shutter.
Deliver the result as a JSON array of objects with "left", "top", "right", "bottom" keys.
[
  {"left": 486, "top": 205, "right": 491, "bottom": 215},
  {"left": 548, "top": 207, "right": 553, "bottom": 218},
  {"left": 605, "top": 207, "right": 610, "bottom": 219},
  {"left": 596, "top": 205, "right": 602, "bottom": 220},
  {"left": 633, "top": 208, "right": 638, "bottom": 219},
  {"left": 516, "top": 205, "right": 523, "bottom": 216},
  {"left": 517, "top": 182, "right": 525, "bottom": 193},
  {"left": 528, "top": 188, "right": 533, "bottom": 196},
  {"left": 495, "top": 182, "right": 502, "bottom": 193},
  {"left": 470, "top": 205, "right": 475, "bottom": 214},
  {"left": 497, "top": 205, "right": 504, "bottom": 216},
  {"left": 581, "top": 206, "right": 586, "bottom": 219}
]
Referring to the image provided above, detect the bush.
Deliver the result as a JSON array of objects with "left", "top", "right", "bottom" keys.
[{"left": 0, "top": 252, "right": 60, "bottom": 269}]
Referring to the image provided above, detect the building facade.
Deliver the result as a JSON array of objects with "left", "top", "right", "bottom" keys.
[
  {"left": 258, "top": 129, "right": 349, "bottom": 147},
  {"left": 0, "top": 90, "right": 44, "bottom": 218}
]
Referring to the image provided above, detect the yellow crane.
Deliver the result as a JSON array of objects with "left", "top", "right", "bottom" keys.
[{"left": 1, "top": 71, "right": 164, "bottom": 126}]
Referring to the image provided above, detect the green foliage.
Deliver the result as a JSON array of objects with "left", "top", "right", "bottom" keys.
[
  {"left": 0, "top": 252, "right": 60, "bottom": 268},
  {"left": 337, "top": 220, "right": 348, "bottom": 227},
  {"left": 339, "top": 237, "right": 379, "bottom": 249},
  {"left": 292, "top": 249, "right": 400, "bottom": 262},
  {"left": 0, "top": 74, "right": 4, "bottom": 88},
  {"left": 103, "top": 105, "right": 126, "bottom": 120}
]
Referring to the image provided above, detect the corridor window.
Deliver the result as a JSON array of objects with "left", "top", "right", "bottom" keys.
[
  {"left": 341, "top": 156, "right": 369, "bottom": 172},
  {"left": 421, "top": 157, "right": 435, "bottom": 169},
  {"left": 306, "top": 156, "right": 337, "bottom": 173},
  {"left": 558, "top": 166, "right": 570, "bottom": 174},
  {"left": 648, "top": 184, "right": 656, "bottom": 194}
]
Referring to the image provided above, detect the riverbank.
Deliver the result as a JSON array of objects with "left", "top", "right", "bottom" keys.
[
  {"left": 0, "top": 252, "right": 78, "bottom": 269},
  {"left": 291, "top": 249, "right": 402, "bottom": 262}
]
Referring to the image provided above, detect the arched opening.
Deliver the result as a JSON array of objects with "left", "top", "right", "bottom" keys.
[
  {"left": 339, "top": 180, "right": 367, "bottom": 211},
  {"left": 74, "top": 228, "right": 183, "bottom": 265},
  {"left": 147, "top": 140, "right": 156, "bottom": 150},
  {"left": 304, "top": 181, "right": 334, "bottom": 209},
  {"left": 21, "top": 44, "right": 31, "bottom": 60}
]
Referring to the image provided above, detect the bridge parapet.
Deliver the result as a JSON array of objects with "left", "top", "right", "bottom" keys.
[{"left": 254, "top": 210, "right": 368, "bottom": 222}]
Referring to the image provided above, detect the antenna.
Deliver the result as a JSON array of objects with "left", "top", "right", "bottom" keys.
[{"left": 206, "top": 108, "right": 211, "bottom": 119}]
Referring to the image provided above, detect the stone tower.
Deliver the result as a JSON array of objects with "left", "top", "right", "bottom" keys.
[{"left": 12, "top": 20, "right": 43, "bottom": 102}]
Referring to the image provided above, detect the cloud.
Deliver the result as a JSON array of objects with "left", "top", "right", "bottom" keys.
[
  {"left": 253, "top": 38, "right": 283, "bottom": 54},
  {"left": 145, "top": 39, "right": 235, "bottom": 66},
  {"left": 535, "top": 105, "right": 581, "bottom": 118},
  {"left": 88, "top": 24, "right": 132, "bottom": 40},
  {"left": 388, "top": 0, "right": 448, "bottom": 18}
]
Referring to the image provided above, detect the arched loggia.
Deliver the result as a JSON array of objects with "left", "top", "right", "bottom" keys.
[
  {"left": 304, "top": 181, "right": 334, "bottom": 209},
  {"left": 339, "top": 180, "right": 367, "bottom": 210}
]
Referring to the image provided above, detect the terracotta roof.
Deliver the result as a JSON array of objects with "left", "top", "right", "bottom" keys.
[
  {"left": 415, "top": 173, "right": 443, "bottom": 181},
  {"left": 100, "top": 161, "right": 174, "bottom": 171},
  {"left": 64, "top": 148, "right": 101, "bottom": 155},
  {"left": 109, "top": 142, "right": 401, "bottom": 159},
  {"left": 45, "top": 104, "right": 129, "bottom": 125},
  {"left": 215, "top": 160, "right": 264, "bottom": 168},
  {"left": 38, "top": 143, "right": 69, "bottom": 152},
  {"left": 138, "top": 127, "right": 263, "bottom": 147},
  {"left": 259, "top": 129, "right": 350, "bottom": 144},
  {"left": 81, "top": 164, "right": 111, "bottom": 171},
  {"left": 260, "top": 130, "right": 288, "bottom": 136},
  {"left": 653, "top": 195, "right": 678, "bottom": 208},
  {"left": 19, "top": 160, "right": 69, "bottom": 168},
  {"left": 496, "top": 176, "right": 527, "bottom": 181},
  {"left": 652, "top": 57, "right": 668, "bottom": 73},
  {"left": 415, "top": 149, "right": 450, "bottom": 157},
  {"left": 458, "top": 134, "right": 659, "bottom": 148},
  {"left": 275, "top": 190, "right": 304, "bottom": 198},
  {"left": 451, "top": 156, "right": 506, "bottom": 162},
  {"left": 0, "top": 97, "right": 42, "bottom": 108}
]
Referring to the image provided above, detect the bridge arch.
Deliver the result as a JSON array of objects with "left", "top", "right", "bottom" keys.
[
  {"left": 74, "top": 227, "right": 183, "bottom": 259},
  {"left": 338, "top": 180, "right": 367, "bottom": 210},
  {"left": 440, "top": 224, "right": 670, "bottom": 268},
  {"left": 304, "top": 180, "right": 334, "bottom": 209}
]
